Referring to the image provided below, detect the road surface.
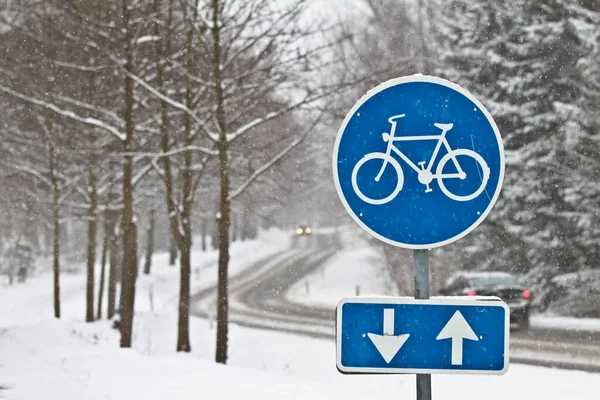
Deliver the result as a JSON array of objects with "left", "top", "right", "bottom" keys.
[{"left": 191, "top": 239, "right": 600, "bottom": 373}]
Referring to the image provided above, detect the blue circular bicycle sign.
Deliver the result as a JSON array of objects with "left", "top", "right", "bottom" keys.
[{"left": 333, "top": 75, "right": 505, "bottom": 249}]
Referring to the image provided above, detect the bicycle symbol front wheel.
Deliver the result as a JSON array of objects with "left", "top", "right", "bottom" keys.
[
  {"left": 436, "top": 149, "right": 490, "bottom": 201},
  {"left": 351, "top": 152, "right": 404, "bottom": 205}
]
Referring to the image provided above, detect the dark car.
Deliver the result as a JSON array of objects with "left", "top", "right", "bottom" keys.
[{"left": 439, "top": 271, "right": 532, "bottom": 329}]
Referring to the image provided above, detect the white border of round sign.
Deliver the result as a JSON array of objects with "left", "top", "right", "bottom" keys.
[{"left": 332, "top": 74, "right": 505, "bottom": 249}]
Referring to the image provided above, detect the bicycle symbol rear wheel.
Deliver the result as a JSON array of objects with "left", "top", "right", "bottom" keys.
[
  {"left": 436, "top": 149, "right": 489, "bottom": 201},
  {"left": 351, "top": 152, "right": 404, "bottom": 205}
]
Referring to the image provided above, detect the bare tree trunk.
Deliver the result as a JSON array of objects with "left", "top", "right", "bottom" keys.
[
  {"left": 215, "top": 154, "right": 231, "bottom": 364},
  {"left": 97, "top": 214, "right": 110, "bottom": 320},
  {"left": 241, "top": 207, "right": 248, "bottom": 241},
  {"left": 175, "top": 3, "right": 197, "bottom": 352},
  {"left": 120, "top": 217, "right": 137, "bottom": 344},
  {"left": 107, "top": 222, "right": 119, "bottom": 319},
  {"left": 211, "top": 220, "right": 218, "bottom": 250},
  {"left": 86, "top": 169, "right": 98, "bottom": 323},
  {"left": 241, "top": 198, "right": 257, "bottom": 241},
  {"left": 212, "top": 0, "right": 231, "bottom": 364},
  {"left": 143, "top": 209, "right": 155, "bottom": 275},
  {"left": 152, "top": 0, "right": 191, "bottom": 352},
  {"left": 177, "top": 232, "right": 191, "bottom": 351},
  {"left": 48, "top": 139, "right": 61, "bottom": 319},
  {"left": 169, "top": 236, "right": 177, "bottom": 265},
  {"left": 201, "top": 217, "right": 207, "bottom": 251},
  {"left": 24, "top": 200, "right": 38, "bottom": 251},
  {"left": 231, "top": 213, "right": 237, "bottom": 242},
  {"left": 156, "top": 0, "right": 177, "bottom": 271},
  {"left": 119, "top": 0, "right": 138, "bottom": 347},
  {"left": 119, "top": 170, "right": 137, "bottom": 334},
  {"left": 52, "top": 195, "right": 61, "bottom": 318}
]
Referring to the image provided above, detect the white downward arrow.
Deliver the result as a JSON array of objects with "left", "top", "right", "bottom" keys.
[
  {"left": 367, "top": 308, "right": 410, "bottom": 363},
  {"left": 436, "top": 310, "right": 479, "bottom": 365}
]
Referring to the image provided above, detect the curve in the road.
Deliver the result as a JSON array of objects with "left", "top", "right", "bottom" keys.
[{"left": 192, "top": 243, "right": 600, "bottom": 373}]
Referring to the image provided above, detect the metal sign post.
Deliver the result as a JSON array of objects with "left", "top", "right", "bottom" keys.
[{"left": 414, "top": 249, "right": 431, "bottom": 400}]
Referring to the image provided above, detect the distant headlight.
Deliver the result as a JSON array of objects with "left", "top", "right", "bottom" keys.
[
  {"left": 296, "top": 228, "right": 303, "bottom": 235},
  {"left": 305, "top": 227, "right": 312, "bottom": 234}
]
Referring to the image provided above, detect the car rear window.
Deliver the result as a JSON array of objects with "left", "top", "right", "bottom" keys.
[{"left": 469, "top": 275, "right": 517, "bottom": 287}]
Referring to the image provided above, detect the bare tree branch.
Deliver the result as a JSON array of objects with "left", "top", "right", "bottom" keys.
[
  {"left": 228, "top": 114, "right": 321, "bottom": 201},
  {"left": 0, "top": 85, "right": 126, "bottom": 141},
  {"left": 111, "top": 58, "right": 219, "bottom": 142}
]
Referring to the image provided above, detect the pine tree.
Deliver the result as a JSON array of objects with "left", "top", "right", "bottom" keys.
[{"left": 437, "top": 0, "right": 600, "bottom": 291}]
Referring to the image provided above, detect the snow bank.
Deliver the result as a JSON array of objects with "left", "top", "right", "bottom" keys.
[
  {"left": 531, "top": 315, "right": 600, "bottom": 333},
  {"left": 286, "top": 233, "right": 394, "bottom": 308},
  {"left": 286, "top": 247, "right": 393, "bottom": 308},
  {"left": 0, "top": 319, "right": 345, "bottom": 400},
  {"left": 2, "top": 312, "right": 600, "bottom": 400}
]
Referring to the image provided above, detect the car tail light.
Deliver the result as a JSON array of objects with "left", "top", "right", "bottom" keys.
[
  {"left": 523, "top": 289, "right": 531, "bottom": 299},
  {"left": 466, "top": 291, "right": 477, "bottom": 296}
]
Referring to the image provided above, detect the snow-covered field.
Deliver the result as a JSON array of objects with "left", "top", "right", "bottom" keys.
[{"left": 1, "top": 229, "right": 600, "bottom": 399}]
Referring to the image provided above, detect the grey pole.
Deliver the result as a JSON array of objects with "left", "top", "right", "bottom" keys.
[{"left": 414, "top": 249, "right": 432, "bottom": 400}]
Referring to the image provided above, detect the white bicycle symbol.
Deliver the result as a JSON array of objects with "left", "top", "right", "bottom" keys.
[{"left": 351, "top": 114, "right": 490, "bottom": 205}]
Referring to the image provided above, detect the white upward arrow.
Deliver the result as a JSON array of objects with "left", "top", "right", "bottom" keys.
[
  {"left": 436, "top": 310, "right": 479, "bottom": 365},
  {"left": 367, "top": 308, "right": 410, "bottom": 363}
]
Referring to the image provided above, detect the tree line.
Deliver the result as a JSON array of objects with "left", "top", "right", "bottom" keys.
[{"left": 0, "top": 0, "right": 343, "bottom": 362}]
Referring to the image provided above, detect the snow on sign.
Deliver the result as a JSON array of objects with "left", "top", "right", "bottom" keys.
[
  {"left": 336, "top": 297, "right": 510, "bottom": 375},
  {"left": 332, "top": 75, "right": 505, "bottom": 249}
]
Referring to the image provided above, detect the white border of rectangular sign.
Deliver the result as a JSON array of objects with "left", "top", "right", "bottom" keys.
[{"left": 336, "top": 296, "right": 510, "bottom": 375}]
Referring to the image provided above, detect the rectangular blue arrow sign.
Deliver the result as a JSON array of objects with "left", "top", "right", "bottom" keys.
[{"left": 336, "top": 297, "right": 509, "bottom": 375}]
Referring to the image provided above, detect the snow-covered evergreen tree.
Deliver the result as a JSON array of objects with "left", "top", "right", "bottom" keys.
[{"left": 437, "top": 0, "right": 600, "bottom": 299}]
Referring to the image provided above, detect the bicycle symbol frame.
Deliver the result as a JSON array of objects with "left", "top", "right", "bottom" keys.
[{"left": 351, "top": 114, "right": 490, "bottom": 205}]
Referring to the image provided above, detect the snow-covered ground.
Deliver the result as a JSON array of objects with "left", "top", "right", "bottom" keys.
[
  {"left": 286, "top": 238, "right": 395, "bottom": 307},
  {"left": 531, "top": 315, "right": 600, "bottom": 332},
  {"left": 4, "top": 313, "right": 600, "bottom": 400},
  {"left": 286, "top": 227, "right": 399, "bottom": 307},
  {"left": 1, "top": 229, "right": 600, "bottom": 399}
]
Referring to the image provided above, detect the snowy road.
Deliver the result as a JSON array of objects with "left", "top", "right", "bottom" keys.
[
  {"left": 510, "top": 327, "right": 600, "bottom": 372},
  {"left": 191, "top": 240, "right": 600, "bottom": 373},
  {"left": 191, "top": 244, "right": 336, "bottom": 337}
]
